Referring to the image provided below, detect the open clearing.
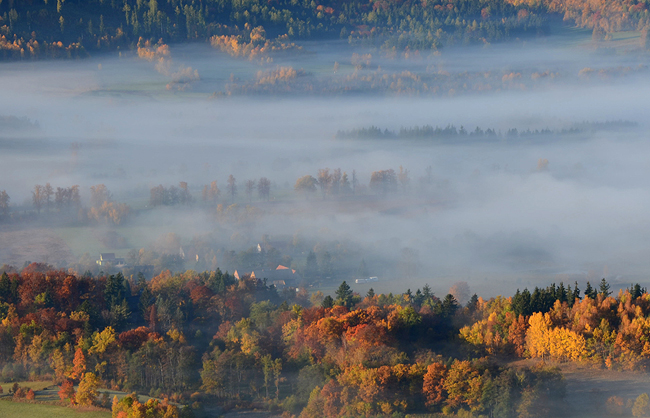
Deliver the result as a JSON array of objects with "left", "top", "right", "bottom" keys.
[
  {"left": 0, "top": 227, "right": 73, "bottom": 267},
  {"left": 510, "top": 359, "right": 650, "bottom": 417},
  {"left": 0, "top": 400, "right": 110, "bottom": 418}
]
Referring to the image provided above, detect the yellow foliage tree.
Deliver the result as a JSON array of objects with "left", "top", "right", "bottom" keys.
[{"left": 76, "top": 372, "right": 99, "bottom": 406}]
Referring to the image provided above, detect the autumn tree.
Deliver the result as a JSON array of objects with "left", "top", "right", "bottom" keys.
[
  {"left": 633, "top": 393, "right": 650, "bottom": 417},
  {"left": 90, "top": 184, "right": 111, "bottom": 208},
  {"left": 32, "top": 184, "right": 44, "bottom": 214},
  {"left": 423, "top": 362, "right": 447, "bottom": 410},
  {"left": 317, "top": 168, "right": 331, "bottom": 198},
  {"left": 295, "top": 175, "right": 317, "bottom": 197},
  {"left": 71, "top": 346, "right": 86, "bottom": 380},
  {"left": 58, "top": 379, "right": 76, "bottom": 402},
  {"left": 369, "top": 169, "right": 397, "bottom": 195},
  {"left": 76, "top": 372, "right": 99, "bottom": 406},
  {"left": 526, "top": 312, "right": 551, "bottom": 360},
  {"left": 449, "top": 281, "right": 470, "bottom": 305},
  {"left": 340, "top": 172, "right": 351, "bottom": 194},
  {"left": 202, "top": 180, "right": 220, "bottom": 205},
  {"left": 112, "top": 394, "right": 179, "bottom": 418},
  {"left": 443, "top": 360, "right": 482, "bottom": 411}
]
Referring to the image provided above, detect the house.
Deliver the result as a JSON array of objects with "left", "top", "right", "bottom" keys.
[
  {"left": 233, "top": 264, "right": 301, "bottom": 289},
  {"left": 257, "top": 265, "right": 301, "bottom": 289},
  {"left": 96, "top": 253, "right": 126, "bottom": 267}
]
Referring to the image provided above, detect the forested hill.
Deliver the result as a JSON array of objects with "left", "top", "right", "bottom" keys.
[{"left": 0, "top": 0, "right": 648, "bottom": 60}]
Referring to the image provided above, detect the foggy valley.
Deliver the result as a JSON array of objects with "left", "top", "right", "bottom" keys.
[
  {"left": 3, "top": 39, "right": 650, "bottom": 296},
  {"left": 3, "top": 3, "right": 650, "bottom": 416}
]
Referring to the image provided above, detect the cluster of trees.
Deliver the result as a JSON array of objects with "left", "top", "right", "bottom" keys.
[
  {"left": 460, "top": 278, "right": 650, "bottom": 371},
  {"left": 150, "top": 182, "right": 193, "bottom": 207},
  {"left": 0, "top": 0, "right": 549, "bottom": 60},
  {"left": 295, "top": 166, "right": 412, "bottom": 197},
  {"left": 0, "top": 0, "right": 648, "bottom": 60},
  {"left": 294, "top": 168, "right": 357, "bottom": 197},
  {"left": 7, "top": 263, "right": 650, "bottom": 416},
  {"left": 205, "top": 176, "right": 273, "bottom": 205},
  {"left": 222, "top": 59, "right": 641, "bottom": 97},
  {"left": 31, "top": 183, "right": 81, "bottom": 214},
  {"left": 202, "top": 175, "right": 240, "bottom": 204},
  {"left": 336, "top": 121, "right": 637, "bottom": 141},
  {"left": 0, "top": 261, "right": 606, "bottom": 417},
  {"left": 16, "top": 183, "right": 130, "bottom": 226},
  {"left": 210, "top": 24, "right": 301, "bottom": 61}
]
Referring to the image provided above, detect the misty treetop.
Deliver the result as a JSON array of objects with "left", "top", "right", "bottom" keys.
[{"left": 336, "top": 120, "right": 638, "bottom": 141}]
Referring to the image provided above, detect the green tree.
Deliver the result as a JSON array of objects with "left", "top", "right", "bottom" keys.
[
  {"left": 0, "top": 272, "right": 10, "bottom": 302},
  {"left": 584, "top": 281, "right": 597, "bottom": 299},
  {"left": 335, "top": 281, "right": 353, "bottom": 307},
  {"left": 322, "top": 295, "right": 334, "bottom": 308},
  {"left": 599, "top": 278, "right": 611, "bottom": 297},
  {"left": 441, "top": 294, "right": 459, "bottom": 318}
]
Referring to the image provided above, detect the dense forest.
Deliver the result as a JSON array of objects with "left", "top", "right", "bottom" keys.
[
  {"left": 0, "top": 0, "right": 649, "bottom": 60},
  {"left": 1, "top": 264, "right": 650, "bottom": 417}
]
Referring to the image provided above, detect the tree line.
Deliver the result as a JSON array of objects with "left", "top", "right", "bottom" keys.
[
  {"left": 0, "top": 0, "right": 648, "bottom": 61},
  {"left": 0, "top": 264, "right": 577, "bottom": 417},
  {"left": 2, "top": 261, "right": 650, "bottom": 416}
]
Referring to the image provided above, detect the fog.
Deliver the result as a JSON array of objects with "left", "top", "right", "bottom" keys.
[{"left": 2, "top": 35, "right": 650, "bottom": 298}]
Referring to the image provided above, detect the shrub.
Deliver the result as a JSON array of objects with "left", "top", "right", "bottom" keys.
[
  {"left": 13, "top": 387, "right": 26, "bottom": 399},
  {"left": 26, "top": 389, "right": 35, "bottom": 400},
  {"left": 58, "top": 379, "right": 76, "bottom": 402}
]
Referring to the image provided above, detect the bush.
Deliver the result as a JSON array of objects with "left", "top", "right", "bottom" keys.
[
  {"left": 58, "top": 379, "right": 76, "bottom": 402},
  {"left": 13, "top": 387, "right": 26, "bottom": 399},
  {"left": 633, "top": 393, "right": 650, "bottom": 417},
  {"left": 606, "top": 396, "right": 626, "bottom": 416}
]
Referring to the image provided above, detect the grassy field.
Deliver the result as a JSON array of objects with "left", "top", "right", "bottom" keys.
[
  {"left": 0, "top": 400, "right": 111, "bottom": 418},
  {"left": 0, "top": 381, "right": 54, "bottom": 392}
]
